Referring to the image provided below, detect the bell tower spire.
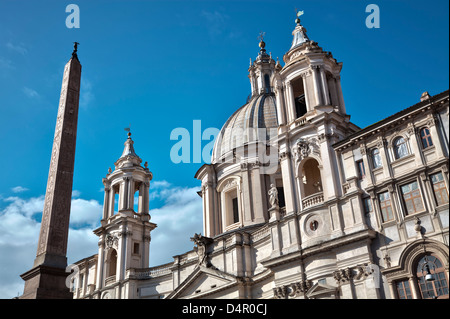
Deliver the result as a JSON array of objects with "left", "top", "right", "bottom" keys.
[
  {"left": 279, "top": 10, "right": 347, "bottom": 121},
  {"left": 248, "top": 32, "right": 278, "bottom": 98},
  {"left": 94, "top": 130, "right": 156, "bottom": 291}
]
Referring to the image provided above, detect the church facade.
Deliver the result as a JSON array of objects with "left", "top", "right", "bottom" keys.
[{"left": 71, "top": 16, "right": 449, "bottom": 299}]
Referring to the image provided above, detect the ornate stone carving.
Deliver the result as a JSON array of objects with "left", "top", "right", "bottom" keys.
[
  {"left": 333, "top": 268, "right": 353, "bottom": 283},
  {"left": 292, "top": 137, "right": 320, "bottom": 162},
  {"left": 190, "top": 233, "right": 214, "bottom": 268},
  {"left": 273, "top": 279, "right": 312, "bottom": 299},
  {"left": 273, "top": 286, "right": 288, "bottom": 299},
  {"left": 105, "top": 234, "right": 119, "bottom": 249}
]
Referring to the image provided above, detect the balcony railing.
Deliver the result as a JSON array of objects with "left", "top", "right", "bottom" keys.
[
  {"left": 302, "top": 192, "right": 324, "bottom": 209},
  {"left": 105, "top": 275, "right": 116, "bottom": 286}
]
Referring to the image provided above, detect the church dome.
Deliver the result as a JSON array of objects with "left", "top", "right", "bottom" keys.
[{"left": 211, "top": 93, "right": 278, "bottom": 164}]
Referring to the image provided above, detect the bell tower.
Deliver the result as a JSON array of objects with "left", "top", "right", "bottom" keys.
[
  {"left": 248, "top": 32, "right": 281, "bottom": 97},
  {"left": 94, "top": 131, "right": 156, "bottom": 292},
  {"left": 275, "top": 11, "right": 347, "bottom": 127}
]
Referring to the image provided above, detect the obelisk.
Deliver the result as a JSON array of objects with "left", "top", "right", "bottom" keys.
[{"left": 20, "top": 43, "right": 82, "bottom": 299}]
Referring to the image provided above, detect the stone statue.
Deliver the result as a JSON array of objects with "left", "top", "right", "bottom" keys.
[
  {"left": 190, "top": 233, "right": 214, "bottom": 268},
  {"left": 268, "top": 184, "right": 279, "bottom": 208}
]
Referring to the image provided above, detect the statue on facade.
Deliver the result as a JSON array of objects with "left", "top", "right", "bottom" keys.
[
  {"left": 190, "top": 233, "right": 214, "bottom": 268},
  {"left": 268, "top": 184, "right": 279, "bottom": 209}
]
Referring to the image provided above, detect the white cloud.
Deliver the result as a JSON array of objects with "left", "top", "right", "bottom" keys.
[
  {"left": 0, "top": 180, "right": 203, "bottom": 297},
  {"left": 0, "top": 194, "right": 102, "bottom": 298},
  {"left": 6, "top": 42, "right": 27, "bottom": 55},
  {"left": 11, "top": 186, "right": 29, "bottom": 193},
  {"left": 72, "top": 190, "right": 81, "bottom": 198},
  {"left": 80, "top": 78, "right": 94, "bottom": 108},
  {"left": 151, "top": 180, "right": 172, "bottom": 189},
  {"left": 148, "top": 183, "right": 203, "bottom": 266},
  {"left": 200, "top": 10, "right": 229, "bottom": 38},
  {"left": 22, "top": 86, "right": 40, "bottom": 99},
  {"left": 0, "top": 56, "right": 14, "bottom": 69},
  {"left": 69, "top": 198, "right": 102, "bottom": 228},
  {"left": 2, "top": 195, "right": 45, "bottom": 219}
]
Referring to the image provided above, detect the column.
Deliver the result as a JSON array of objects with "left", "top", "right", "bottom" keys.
[
  {"left": 102, "top": 186, "right": 111, "bottom": 220},
  {"left": 388, "top": 281, "right": 397, "bottom": 299},
  {"left": 409, "top": 275, "right": 420, "bottom": 299},
  {"left": 108, "top": 185, "right": 116, "bottom": 217},
  {"left": 427, "top": 114, "right": 444, "bottom": 158},
  {"left": 334, "top": 75, "right": 346, "bottom": 114},
  {"left": 327, "top": 75, "right": 339, "bottom": 107},
  {"left": 312, "top": 65, "right": 323, "bottom": 106},
  {"left": 319, "top": 66, "right": 330, "bottom": 105},
  {"left": 376, "top": 137, "right": 392, "bottom": 179},
  {"left": 406, "top": 124, "right": 423, "bottom": 166},
  {"left": 138, "top": 182, "right": 145, "bottom": 214},
  {"left": 275, "top": 85, "right": 287, "bottom": 126},
  {"left": 142, "top": 232, "right": 151, "bottom": 269},
  {"left": 119, "top": 177, "right": 128, "bottom": 211},
  {"left": 241, "top": 166, "right": 253, "bottom": 223},
  {"left": 96, "top": 239, "right": 105, "bottom": 290},
  {"left": 319, "top": 135, "right": 337, "bottom": 199},
  {"left": 251, "top": 164, "right": 266, "bottom": 223},
  {"left": 285, "top": 81, "right": 296, "bottom": 122},
  {"left": 280, "top": 151, "right": 296, "bottom": 214},
  {"left": 301, "top": 73, "right": 311, "bottom": 112},
  {"left": 128, "top": 177, "right": 135, "bottom": 211},
  {"left": 201, "top": 184, "right": 208, "bottom": 237},
  {"left": 359, "top": 144, "right": 374, "bottom": 186}
]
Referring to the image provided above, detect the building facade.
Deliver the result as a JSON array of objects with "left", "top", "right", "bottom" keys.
[{"left": 72, "top": 16, "right": 449, "bottom": 299}]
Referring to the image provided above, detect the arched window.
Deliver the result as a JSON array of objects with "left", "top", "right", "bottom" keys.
[
  {"left": 420, "top": 127, "right": 433, "bottom": 149},
  {"left": 393, "top": 137, "right": 409, "bottom": 159},
  {"left": 371, "top": 148, "right": 382, "bottom": 169},
  {"left": 416, "top": 254, "right": 449, "bottom": 299}
]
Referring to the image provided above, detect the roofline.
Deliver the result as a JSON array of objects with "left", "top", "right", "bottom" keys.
[{"left": 333, "top": 90, "right": 449, "bottom": 149}]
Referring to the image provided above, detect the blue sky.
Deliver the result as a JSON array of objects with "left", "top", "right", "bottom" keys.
[{"left": 0, "top": 0, "right": 448, "bottom": 298}]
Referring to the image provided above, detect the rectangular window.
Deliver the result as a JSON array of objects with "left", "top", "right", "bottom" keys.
[
  {"left": 420, "top": 127, "right": 433, "bottom": 149},
  {"left": 430, "top": 172, "right": 449, "bottom": 206},
  {"left": 356, "top": 160, "right": 366, "bottom": 179},
  {"left": 371, "top": 148, "right": 383, "bottom": 169},
  {"left": 232, "top": 197, "right": 239, "bottom": 224},
  {"left": 396, "top": 280, "right": 413, "bottom": 299},
  {"left": 378, "top": 191, "right": 394, "bottom": 222},
  {"left": 400, "top": 181, "right": 424, "bottom": 215},
  {"left": 133, "top": 242, "right": 140, "bottom": 255}
]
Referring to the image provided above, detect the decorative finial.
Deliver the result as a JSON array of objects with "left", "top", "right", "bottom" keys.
[
  {"left": 72, "top": 42, "right": 80, "bottom": 60},
  {"left": 258, "top": 31, "right": 266, "bottom": 49},
  {"left": 295, "top": 9, "right": 304, "bottom": 24},
  {"left": 124, "top": 125, "right": 131, "bottom": 138}
]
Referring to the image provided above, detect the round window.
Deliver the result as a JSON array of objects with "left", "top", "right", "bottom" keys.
[{"left": 309, "top": 220, "right": 319, "bottom": 231}]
